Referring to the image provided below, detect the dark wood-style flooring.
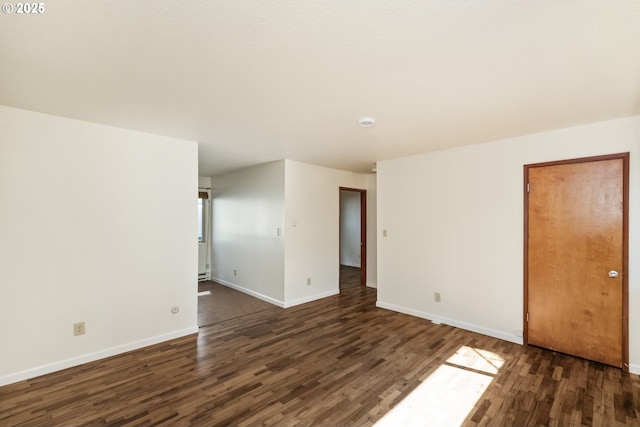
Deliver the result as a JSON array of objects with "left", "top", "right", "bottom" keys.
[
  {"left": 198, "top": 281, "right": 279, "bottom": 327},
  {"left": 1, "top": 266, "right": 639, "bottom": 426}
]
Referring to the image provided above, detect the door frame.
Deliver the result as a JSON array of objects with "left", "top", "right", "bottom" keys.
[
  {"left": 198, "top": 188, "right": 212, "bottom": 281},
  {"left": 523, "top": 152, "right": 629, "bottom": 370},
  {"left": 339, "top": 187, "right": 367, "bottom": 286}
]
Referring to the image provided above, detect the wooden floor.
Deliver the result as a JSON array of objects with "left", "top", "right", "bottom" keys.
[
  {"left": 2, "top": 266, "right": 639, "bottom": 426},
  {"left": 198, "top": 281, "right": 279, "bottom": 327}
]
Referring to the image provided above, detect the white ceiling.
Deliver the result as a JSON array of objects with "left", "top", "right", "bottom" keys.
[{"left": 1, "top": 1, "right": 639, "bottom": 176}]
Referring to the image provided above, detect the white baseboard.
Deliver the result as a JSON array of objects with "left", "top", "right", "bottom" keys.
[
  {"left": 376, "top": 301, "right": 523, "bottom": 345},
  {"left": 284, "top": 289, "right": 340, "bottom": 308},
  {"left": 212, "top": 278, "right": 341, "bottom": 309},
  {"left": 212, "top": 277, "right": 285, "bottom": 308},
  {"left": 0, "top": 326, "right": 198, "bottom": 387},
  {"left": 366, "top": 281, "right": 377, "bottom": 289},
  {"left": 629, "top": 363, "right": 640, "bottom": 375}
]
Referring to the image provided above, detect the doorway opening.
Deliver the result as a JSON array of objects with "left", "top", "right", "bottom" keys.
[
  {"left": 198, "top": 188, "right": 211, "bottom": 282},
  {"left": 339, "top": 187, "right": 366, "bottom": 290}
]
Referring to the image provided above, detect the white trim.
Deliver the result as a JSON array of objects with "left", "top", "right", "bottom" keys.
[
  {"left": 366, "top": 281, "right": 377, "bottom": 288},
  {"left": 212, "top": 277, "right": 285, "bottom": 308},
  {"left": 211, "top": 278, "right": 340, "bottom": 308},
  {"left": 283, "top": 290, "right": 340, "bottom": 308},
  {"left": 629, "top": 363, "right": 640, "bottom": 375},
  {"left": 376, "top": 301, "right": 523, "bottom": 345},
  {"left": 0, "top": 326, "right": 198, "bottom": 387}
]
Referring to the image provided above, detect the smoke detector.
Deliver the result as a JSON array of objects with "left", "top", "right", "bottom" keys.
[{"left": 358, "top": 117, "right": 376, "bottom": 127}]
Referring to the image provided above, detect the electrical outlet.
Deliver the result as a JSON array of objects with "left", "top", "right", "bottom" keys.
[
  {"left": 434, "top": 292, "right": 441, "bottom": 303},
  {"left": 233, "top": 269, "right": 237, "bottom": 276},
  {"left": 307, "top": 277, "right": 311, "bottom": 286},
  {"left": 73, "top": 322, "right": 85, "bottom": 336}
]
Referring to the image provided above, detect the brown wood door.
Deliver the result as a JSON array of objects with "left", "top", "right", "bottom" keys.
[{"left": 525, "top": 153, "right": 628, "bottom": 368}]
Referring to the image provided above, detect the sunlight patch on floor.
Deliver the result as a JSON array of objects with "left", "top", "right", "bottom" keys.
[
  {"left": 373, "top": 346, "right": 504, "bottom": 427},
  {"left": 198, "top": 290, "right": 212, "bottom": 296},
  {"left": 446, "top": 345, "right": 504, "bottom": 375}
]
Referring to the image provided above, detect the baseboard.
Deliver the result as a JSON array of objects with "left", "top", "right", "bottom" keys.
[
  {"left": 284, "top": 289, "right": 340, "bottom": 308},
  {"left": 366, "top": 281, "right": 377, "bottom": 289},
  {"left": 212, "top": 277, "right": 285, "bottom": 308},
  {"left": 376, "top": 301, "right": 523, "bottom": 345},
  {"left": 0, "top": 326, "right": 198, "bottom": 387},
  {"left": 211, "top": 278, "right": 341, "bottom": 309},
  {"left": 629, "top": 363, "right": 640, "bottom": 375}
]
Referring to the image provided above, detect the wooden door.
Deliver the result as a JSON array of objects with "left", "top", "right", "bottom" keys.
[{"left": 524, "top": 153, "right": 628, "bottom": 369}]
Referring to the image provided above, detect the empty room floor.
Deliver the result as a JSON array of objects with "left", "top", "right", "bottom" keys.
[
  {"left": 2, "top": 272, "right": 639, "bottom": 426},
  {"left": 198, "top": 280, "right": 279, "bottom": 326}
]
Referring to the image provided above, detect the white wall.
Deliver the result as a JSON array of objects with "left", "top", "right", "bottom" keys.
[
  {"left": 284, "top": 160, "right": 368, "bottom": 306},
  {"left": 210, "top": 159, "right": 377, "bottom": 307},
  {"left": 210, "top": 161, "right": 285, "bottom": 305},
  {"left": 0, "top": 106, "right": 198, "bottom": 386},
  {"left": 340, "top": 190, "right": 361, "bottom": 268},
  {"left": 366, "top": 173, "right": 377, "bottom": 288},
  {"left": 199, "top": 177, "right": 212, "bottom": 188},
  {"left": 377, "top": 115, "right": 640, "bottom": 373}
]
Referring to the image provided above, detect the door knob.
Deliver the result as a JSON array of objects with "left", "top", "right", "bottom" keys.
[{"left": 608, "top": 270, "right": 619, "bottom": 278}]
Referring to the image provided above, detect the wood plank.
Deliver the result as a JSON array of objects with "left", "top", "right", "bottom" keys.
[
  {"left": 1, "top": 266, "right": 639, "bottom": 426},
  {"left": 198, "top": 280, "right": 279, "bottom": 326}
]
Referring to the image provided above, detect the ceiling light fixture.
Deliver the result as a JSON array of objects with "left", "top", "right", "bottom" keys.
[{"left": 358, "top": 117, "right": 376, "bottom": 127}]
